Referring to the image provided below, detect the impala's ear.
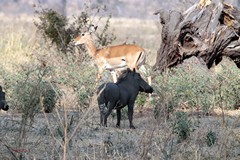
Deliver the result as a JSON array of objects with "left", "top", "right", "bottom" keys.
[{"left": 89, "top": 24, "right": 98, "bottom": 34}]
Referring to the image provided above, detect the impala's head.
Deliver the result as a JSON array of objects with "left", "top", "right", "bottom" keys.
[{"left": 73, "top": 25, "right": 98, "bottom": 46}]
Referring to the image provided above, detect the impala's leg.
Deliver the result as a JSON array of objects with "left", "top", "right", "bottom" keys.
[
  {"left": 97, "top": 67, "right": 104, "bottom": 80},
  {"left": 128, "top": 103, "right": 136, "bottom": 129},
  {"left": 139, "top": 65, "right": 147, "bottom": 75},
  {"left": 147, "top": 76, "right": 152, "bottom": 85},
  {"left": 110, "top": 70, "right": 117, "bottom": 83},
  {"left": 116, "top": 109, "right": 121, "bottom": 128},
  {"left": 139, "top": 65, "right": 152, "bottom": 99},
  {"left": 139, "top": 65, "right": 151, "bottom": 85},
  {"left": 98, "top": 67, "right": 109, "bottom": 83}
]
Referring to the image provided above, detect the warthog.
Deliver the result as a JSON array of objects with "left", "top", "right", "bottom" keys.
[
  {"left": 97, "top": 69, "right": 153, "bottom": 129},
  {"left": 0, "top": 86, "right": 9, "bottom": 111}
]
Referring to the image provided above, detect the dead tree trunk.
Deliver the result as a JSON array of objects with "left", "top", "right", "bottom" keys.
[{"left": 153, "top": 0, "right": 240, "bottom": 72}]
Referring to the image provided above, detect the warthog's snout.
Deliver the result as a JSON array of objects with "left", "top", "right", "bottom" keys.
[{"left": 146, "top": 86, "right": 154, "bottom": 94}]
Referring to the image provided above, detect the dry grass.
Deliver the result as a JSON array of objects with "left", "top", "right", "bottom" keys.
[
  {"left": 0, "top": 14, "right": 240, "bottom": 160},
  {"left": 0, "top": 14, "right": 38, "bottom": 75},
  {"left": 1, "top": 107, "right": 240, "bottom": 159}
]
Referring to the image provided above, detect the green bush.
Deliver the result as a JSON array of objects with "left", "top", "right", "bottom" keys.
[
  {"left": 34, "top": 8, "right": 72, "bottom": 54},
  {"left": 172, "top": 111, "right": 194, "bottom": 142},
  {"left": 95, "top": 15, "right": 116, "bottom": 47},
  {"left": 1, "top": 65, "right": 58, "bottom": 113},
  {"left": 153, "top": 58, "right": 240, "bottom": 116},
  {"left": 213, "top": 65, "right": 240, "bottom": 109},
  {"left": 33, "top": 4, "right": 117, "bottom": 109},
  {"left": 0, "top": 63, "right": 60, "bottom": 155},
  {"left": 41, "top": 81, "right": 58, "bottom": 113},
  {"left": 205, "top": 130, "right": 217, "bottom": 147},
  {"left": 34, "top": 6, "right": 116, "bottom": 57},
  {"left": 135, "top": 93, "right": 147, "bottom": 107}
]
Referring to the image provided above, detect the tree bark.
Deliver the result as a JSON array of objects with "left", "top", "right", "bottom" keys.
[{"left": 153, "top": 0, "right": 240, "bottom": 72}]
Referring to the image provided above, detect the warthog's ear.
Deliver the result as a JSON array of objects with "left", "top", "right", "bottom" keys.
[{"left": 89, "top": 24, "right": 98, "bottom": 34}]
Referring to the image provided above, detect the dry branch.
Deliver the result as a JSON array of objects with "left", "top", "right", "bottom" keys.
[{"left": 153, "top": 0, "right": 240, "bottom": 72}]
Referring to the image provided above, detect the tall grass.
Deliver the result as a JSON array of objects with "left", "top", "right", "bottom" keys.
[{"left": 0, "top": 14, "right": 99, "bottom": 159}]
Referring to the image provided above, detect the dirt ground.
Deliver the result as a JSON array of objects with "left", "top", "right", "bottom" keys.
[{"left": 1, "top": 105, "right": 240, "bottom": 160}]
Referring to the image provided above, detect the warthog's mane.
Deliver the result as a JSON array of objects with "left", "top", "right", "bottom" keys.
[{"left": 116, "top": 69, "right": 132, "bottom": 84}]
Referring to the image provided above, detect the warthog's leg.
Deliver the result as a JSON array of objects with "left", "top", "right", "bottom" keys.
[
  {"left": 2, "top": 102, "right": 9, "bottom": 111},
  {"left": 116, "top": 109, "right": 121, "bottom": 128},
  {"left": 99, "top": 104, "right": 106, "bottom": 126},
  {"left": 128, "top": 103, "right": 135, "bottom": 129},
  {"left": 104, "top": 102, "right": 114, "bottom": 127}
]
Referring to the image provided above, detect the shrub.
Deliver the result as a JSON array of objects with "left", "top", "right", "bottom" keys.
[
  {"left": 34, "top": 8, "right": 72, "bottom": 54},
  {"left": 213, "top": 64, "right": 240, "bottom": 109},
  {"left": 153, "top": 57, "right": 240, "bottom": 116},
  {"left": 135, "top": 93, "right": 147, "bottom": 107},
  {"left": 0, "top": 63, "right": 60, "bottom": 157},
  {"left": 205, "top": 130, "right": 217, "bottom": 147},
  {"left": 33, "top": 4, "right": 117, "bottom": 109},
  {"left": 41, "top": 81, "right": 58, "bottom": 113},
  {"left": 34, "top": 5, "right": 116, "bottom": 57},
  {"left": 2, "top": 65, "right": 58, "bottom": 113},
  {"left": 172, "top": 111, "right": 194, "bottom": 142},
  {"left": 95, "top": 15, "right": 116, "bottom": 47}
]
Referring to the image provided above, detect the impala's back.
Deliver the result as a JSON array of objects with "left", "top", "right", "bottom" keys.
[{"left": 73, "top": 24, "right": 149, "bottom": 83}]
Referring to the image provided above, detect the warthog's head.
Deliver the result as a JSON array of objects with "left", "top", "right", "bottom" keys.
[
  {"left": 132, "top": 70, "right": 153, "bottom": 93},
  {"left": 0, "top": 86, "right": 9, "bottom": 111}
]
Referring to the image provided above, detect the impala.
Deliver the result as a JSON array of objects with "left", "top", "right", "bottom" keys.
[{"left": 73, "top": 25, "right": 149, "bottom": 83}]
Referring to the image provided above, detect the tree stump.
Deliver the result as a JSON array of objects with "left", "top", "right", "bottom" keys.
[{"left": 153, "top": 0, "right": 240, "bottom": 72}]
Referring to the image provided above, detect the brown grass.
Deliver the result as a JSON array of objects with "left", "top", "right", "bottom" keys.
[{"left": 1, "top": 107, "right": 240, "bottom": 159}]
